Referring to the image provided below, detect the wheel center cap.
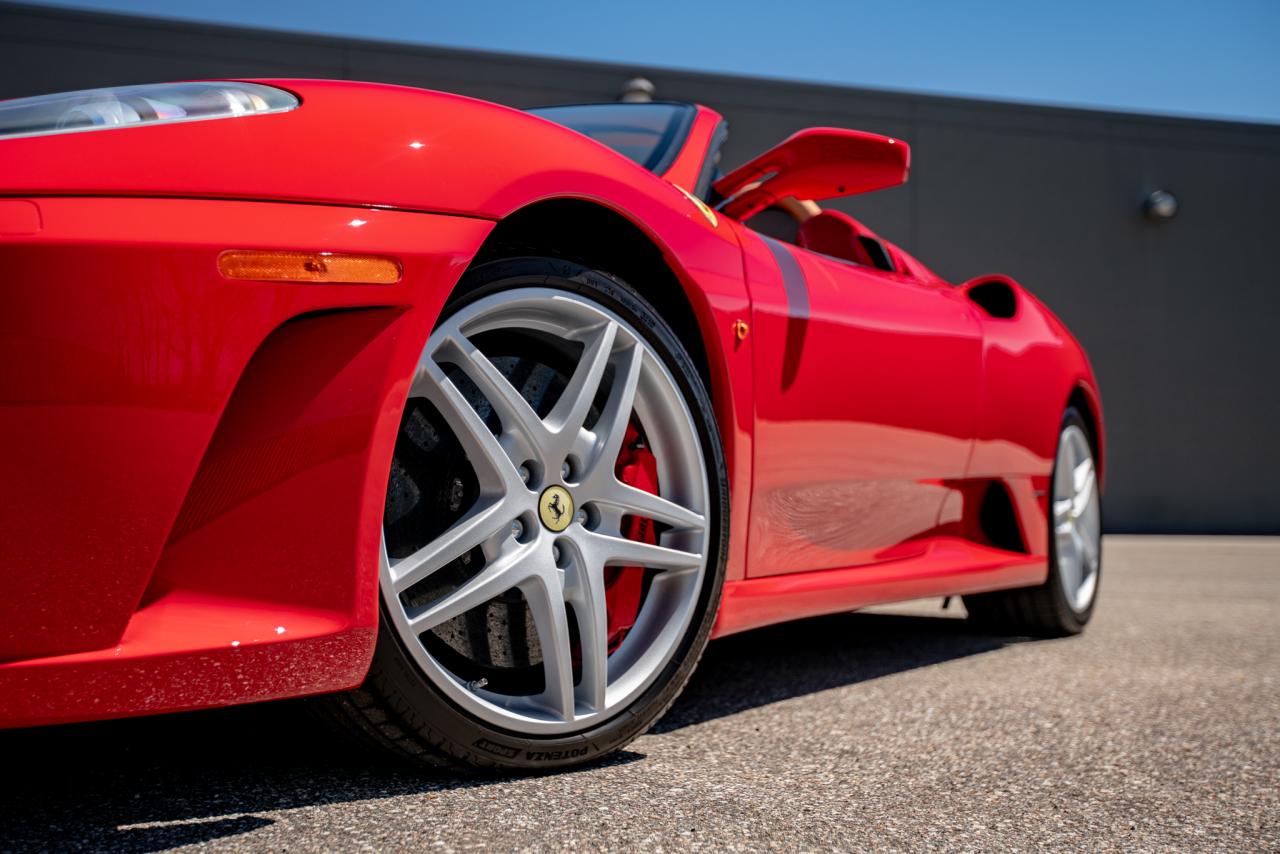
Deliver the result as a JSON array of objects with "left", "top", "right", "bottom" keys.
[{"left": 538, "top": 485, "right": 574, "bottom": 532}]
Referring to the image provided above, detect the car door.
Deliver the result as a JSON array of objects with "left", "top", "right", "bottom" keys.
[{"left": 742, "top": 230, "right": 983, "bottom": 576}]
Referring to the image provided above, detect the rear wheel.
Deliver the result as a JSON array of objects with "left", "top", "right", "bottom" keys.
[
  {"left": 325, "top": 257, "right": 728, "bottom": 771},
  {"left": 964, "top": 407, "right": 1101, "bottom": 636}
]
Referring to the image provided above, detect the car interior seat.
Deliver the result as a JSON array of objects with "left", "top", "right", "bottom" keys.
[{"left": 795, "top": 209, "right": 897, "bottom": 272}]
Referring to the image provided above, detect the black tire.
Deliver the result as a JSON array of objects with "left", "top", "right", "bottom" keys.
[
  {"left": 322, "top": 257, "right": 730, "bottom": 772},
  {"left": 963, "top": 406, "right": 1101, "bottom": 637}
]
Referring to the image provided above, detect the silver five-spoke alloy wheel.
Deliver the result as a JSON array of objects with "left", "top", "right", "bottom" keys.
[
  {"left": 380, "top": 288, "right": 711, "bottom": 735},
  {"left": 1053, "top": 423, "right": 1100, "bottom": 612}
]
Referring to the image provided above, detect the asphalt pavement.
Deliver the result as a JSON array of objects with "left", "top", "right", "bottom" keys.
[{"left": 1, "top": 536, "right": 1276, "bottom": 852}]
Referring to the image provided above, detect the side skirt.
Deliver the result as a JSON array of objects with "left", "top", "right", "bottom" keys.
[{"left": 711, "top": 536, "right": 1047, "bottom": 639}]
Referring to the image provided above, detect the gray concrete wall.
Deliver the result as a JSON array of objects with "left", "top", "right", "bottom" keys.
[{"left": 3, "top": 2, "right": 1278, "bottom": 533}]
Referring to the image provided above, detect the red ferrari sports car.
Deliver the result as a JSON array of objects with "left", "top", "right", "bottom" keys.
[{"left": 0, "top": 80, "right": 1103, "bottom": 770}]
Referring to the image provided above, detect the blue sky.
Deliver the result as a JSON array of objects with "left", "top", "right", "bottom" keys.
[{"left": 31, "top": 0, "right": 1280, "bottom": 124}]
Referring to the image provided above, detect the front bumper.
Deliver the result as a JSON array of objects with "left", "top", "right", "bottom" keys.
[{"left": 0, "top": 196, "right": 493, "bottom": 726}]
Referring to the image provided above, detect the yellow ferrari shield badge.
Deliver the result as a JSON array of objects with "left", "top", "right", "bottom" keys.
[{"left": 539, "top": 485, "right": 574, "bottom": 532}]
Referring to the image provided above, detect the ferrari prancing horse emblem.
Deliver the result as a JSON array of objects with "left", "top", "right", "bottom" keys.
[{"left": 539, "top": 485, "right": 574, "bottom": 532}]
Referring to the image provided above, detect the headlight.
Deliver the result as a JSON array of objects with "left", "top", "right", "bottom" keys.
[{"left": 0, "top": 81, "right": 298, "bottom": 141}]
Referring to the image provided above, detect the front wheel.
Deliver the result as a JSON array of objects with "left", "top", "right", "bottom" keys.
[
  {"left": 324, "top": 257, "right": 729, "bottom": 771},
  {"left": 964, "top": 406, "right": 1101, "bottom": 636}
]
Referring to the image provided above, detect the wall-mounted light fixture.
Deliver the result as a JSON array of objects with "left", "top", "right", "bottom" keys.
[
  {"left": 619, "top": 77, "right": 655, "bottom": 103},
  {"left": 1143, "top": 189, "right": 1178, "bottom": 221}
]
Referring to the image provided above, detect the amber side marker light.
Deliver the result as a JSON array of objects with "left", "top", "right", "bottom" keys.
[{"left": 218, "top": 250, "right": 402, "bottom": 284}]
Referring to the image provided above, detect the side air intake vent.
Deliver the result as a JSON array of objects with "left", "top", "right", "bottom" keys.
[
  {"left": 966, "top": 279, "right": 1018, "bottom": 319},
  {"left": 979, "top": 481, "right": 1026, "bottom": 553}
]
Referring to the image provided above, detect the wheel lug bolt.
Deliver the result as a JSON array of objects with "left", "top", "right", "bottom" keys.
[
  {"left": 518, "top": 465, "right": 531, "bottom": 485},
  {"left": 575, "top": 509, "right": 587, "bottom": 526},
  {"left": 561, "top": 461, "right": 572, "bottom": 480},
  {"left": 551, "top": 544, "right": 562, "bottom": 563},
  {"left": 511, "top": 519, "right": 524, "bottom": 540}
]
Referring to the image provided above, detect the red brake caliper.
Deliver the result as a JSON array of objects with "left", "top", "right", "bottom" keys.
[{"left": 606, "top": 420, "right": 659, "bottom": 652}]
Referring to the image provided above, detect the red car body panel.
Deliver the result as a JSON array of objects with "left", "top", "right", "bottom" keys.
[
  {"left": 741, "top": 230, "right": 983, "bottom": 575},
  {"left": 0, "top": 80, "right": 1103, "bottom": 728},
  {"left": 0, "top": 197, "right": 491, "bottom": 725}
]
